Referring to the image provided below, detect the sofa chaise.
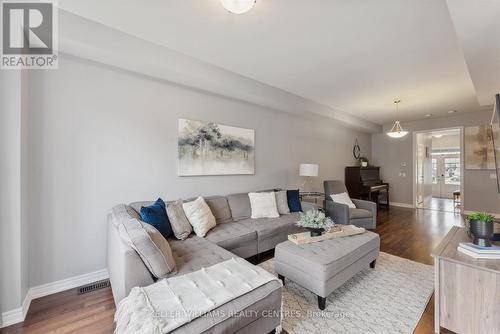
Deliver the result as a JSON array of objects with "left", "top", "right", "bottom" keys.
[{"left": 108, "top": 191, "right": 311, "bottom": 333}]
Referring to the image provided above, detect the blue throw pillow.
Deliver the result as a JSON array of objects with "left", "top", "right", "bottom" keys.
[
  {"left": 140, "top": 198, "right": 172, "bottom": 239},
  {"left": 287, "top": 189, "right": 302, "bottom": 212}
]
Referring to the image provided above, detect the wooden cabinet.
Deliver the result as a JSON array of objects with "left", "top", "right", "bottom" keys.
[{"left": 432, "top": 227, "right": 500, "bottom": 333}]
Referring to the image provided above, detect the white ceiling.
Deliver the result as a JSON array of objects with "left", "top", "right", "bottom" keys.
[{"left": 58, "top": 0, "right": 499, "bottom": 125}]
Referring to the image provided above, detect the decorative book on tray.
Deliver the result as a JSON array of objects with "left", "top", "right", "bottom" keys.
[{"left": 457, "top": 242, "right": 500, "bottom": 259}]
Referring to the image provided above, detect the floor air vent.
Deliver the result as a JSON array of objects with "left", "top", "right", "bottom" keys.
[{"left": 78, "top": 279, "right": 110, "bottom": 295}]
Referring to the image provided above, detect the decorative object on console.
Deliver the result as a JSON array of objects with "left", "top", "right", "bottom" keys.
[
  {"left": 139, "top": 198, "right": 172, "bottom": 238},
  {"left": 467, "top": 212, "right": 495, "bottom": 247},
  {"left": 299, "top": 163, "right": 319, "bottom": 192},
  {"left": 182, "top": 197, "right": 216, "bottom": 237},
  {"left": 386, "top": 99, "right": 408, "bottom": 138},
  {"left": 296, "top": 210, "right": 334, "bottom": 237},
  {"left": 358, "top": 156, "right": 369, "bottom": 167},
  {"left": 166, "top": 199, "right": 192, "bottom": 240},
  {"left": 286, "top": 189, "right": 303, "bottom": 212},
  {"left": 457, "top": 242, "right": 500, "bottom": 259},
  {"left": 274, "top": 190, "right": 290, "bottom": 215},
  {"left": 330, "top": 192, "right": 356, "bottom": 209},
  {"left": 220, "top": 0, "right": 256, "bottom": 14},
  {"left": 248, "top": 192, "right": 280, "bottom": 219},
  {"left": 465, "top": 125, "right": 495, "bottom": 170},
  {"left": 178, "top": 119, "right": 255, "bottom": 176}
]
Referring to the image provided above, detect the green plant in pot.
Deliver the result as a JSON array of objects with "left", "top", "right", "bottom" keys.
[
  {"left": 467, "top": 212, "right": 495, "bottom": 247},
  {"left": 297, "top": 210, "right": 334, "bottom": 237},
  {"left": 359, "top": 156, "right": 369, "bottom": 167}
]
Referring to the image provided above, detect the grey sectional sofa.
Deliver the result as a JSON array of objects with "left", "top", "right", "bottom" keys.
[{"left": 108, "top": 191, "right": 310, "bottom": 334}]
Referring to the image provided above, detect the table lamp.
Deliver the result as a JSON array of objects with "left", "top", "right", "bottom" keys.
[{"left": 299, "top": 163, "right": 319, "bottom": 192}]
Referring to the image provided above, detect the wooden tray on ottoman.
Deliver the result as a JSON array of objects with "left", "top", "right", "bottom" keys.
[{"left": 288, "top": 224, "right": 366, "bottom": 245}]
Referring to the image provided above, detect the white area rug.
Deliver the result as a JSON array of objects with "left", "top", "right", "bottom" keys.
[{"left": 258, "top": 252, "right": 434, "bottom": 334}]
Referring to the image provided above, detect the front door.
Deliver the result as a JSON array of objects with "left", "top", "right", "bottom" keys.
[{"left": 432, "top": 155, "right": 460, "bottom": 198}]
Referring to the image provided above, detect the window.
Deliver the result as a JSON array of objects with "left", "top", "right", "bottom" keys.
[
  {"left": 432, "top": 158, "right": 437, "bottom": 184},
  {"left": 444, "top": 158, "right": 460, "bottom": 185}
]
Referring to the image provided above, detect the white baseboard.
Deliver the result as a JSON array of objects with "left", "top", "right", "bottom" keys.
[
  {"left": 463, "top": 210, "right": 500, "bottom": 219},
  {"left": 390, "top": 202, "right": 415, "bottom": 208},
  {"left": 1, "top": 268, "right": 108, "bottom": 328}
]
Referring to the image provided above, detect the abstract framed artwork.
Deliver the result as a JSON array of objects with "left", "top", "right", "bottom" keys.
[
  {"left": 178, "top": 119, "right": 255, "bottom": 176},
  {"left": 464, "top": 125, "right": 495, "bottom": 170}
]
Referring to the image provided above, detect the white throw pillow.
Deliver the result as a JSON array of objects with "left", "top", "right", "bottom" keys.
[
  {"left": 182, "top": 197, "right": 216, "bottom": 237},
  {"left": 248, "top": 192, "right": 280, "bottom": 219},
  {"left": 330, "top": 192, "right": 356, "bottom": 208}
]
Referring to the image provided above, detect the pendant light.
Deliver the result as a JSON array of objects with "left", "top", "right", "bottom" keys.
[
  {"left": 221, "top": 0, "right": 256, "bottom": 14},
  {"left": 386, "top": 100, "right": 408, "bottom": 138}
]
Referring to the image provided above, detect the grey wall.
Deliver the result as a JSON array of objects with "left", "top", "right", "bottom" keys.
[
  {"left": 26, "top": 54, "right": 371, "bottom": 287},
  {"left": 372, "top": 109, "right": 500, "bottom": 213},
  {"left": 0, "top": 71, "right": 30, "bottom": 315}
]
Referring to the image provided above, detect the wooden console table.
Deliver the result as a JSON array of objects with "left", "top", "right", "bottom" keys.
[{"left": 432, "top": 226, "right": 500, "bottom": 334}]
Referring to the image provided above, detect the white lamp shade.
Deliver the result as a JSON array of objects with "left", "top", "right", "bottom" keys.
[
  {"left": 299, "top": 164, "right": 319, "bottom": 177},
  {"left": 221, "top": 0, "right": 255, "bottom": 14}
]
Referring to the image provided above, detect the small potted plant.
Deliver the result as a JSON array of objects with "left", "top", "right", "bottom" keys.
[
  {"left": 297, "top": 210, "right": 334, "bottom": 237},
  {"left": 467, "top": 212, "right": 495, "bottom": 247},
  {"left": 359, "top": 156, "right": 369, "bottom": 167}
]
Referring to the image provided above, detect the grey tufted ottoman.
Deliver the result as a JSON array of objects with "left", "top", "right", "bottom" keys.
[{"left": 275, "top": 231, "right": 380, "bottom": 310}]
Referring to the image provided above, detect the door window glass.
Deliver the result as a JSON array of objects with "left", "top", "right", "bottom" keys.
[
  {"left": 444, "top": 158, "right": 460, "bottom": 185},
  {"left": 432, "top": 158, "right": 437, "bottom": 184}
]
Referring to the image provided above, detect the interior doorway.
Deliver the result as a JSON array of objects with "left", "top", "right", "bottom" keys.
[{"left": 414, "top": 128, "right": 463, "bottom": 213}]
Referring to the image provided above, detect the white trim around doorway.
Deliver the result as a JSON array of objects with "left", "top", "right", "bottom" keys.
[{"left": 412, "top": 126, "right": 464, "bottom": 211}]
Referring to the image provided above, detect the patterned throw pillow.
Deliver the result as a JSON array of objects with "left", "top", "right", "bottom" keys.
[
  {"left": 166, "top": 199, "right": 192, "bottom": 240},
  {"left": 274, "top": 190, "right": 290, "bottom": 214}
]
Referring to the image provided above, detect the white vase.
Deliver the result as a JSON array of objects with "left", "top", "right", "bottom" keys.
[{"left": 361, "top": 161, "right": 368, "bottom": 167}]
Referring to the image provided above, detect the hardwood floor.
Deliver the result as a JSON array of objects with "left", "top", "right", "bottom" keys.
[{"left": 1, "top": 206, "right": 463, "bottom": 334}]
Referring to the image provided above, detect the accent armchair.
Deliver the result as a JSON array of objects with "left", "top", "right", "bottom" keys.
[{"left": 323, "top": 180, "right": 377, "bottom": 229}]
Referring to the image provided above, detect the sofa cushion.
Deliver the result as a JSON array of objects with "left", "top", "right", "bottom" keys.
[
  {"left": 118, "top": 218, "right": 176, "bottom": 278},
  {"left": 237, "top": 213, "right": 304, "bottom": 252},
  {"left": 205, "top": 223, "right": 257, "bottom": 258},
  {"left": 129, "top": 201, "right": 154, "bottom": 214},
  {"left": 111, "top": 204, "right": 140, "bottom": 225},
  {"left": 349, "top": 208, "right": 372, "bottom": 219},
  {"left": 183, "top": 197, "right": 216, "bottom": 237},
  {"left": 227, "top": 192, "right": 252, "bottom": 221},
  {"left": 274, "top": 190, "right": 290, "bottom": 215},
  {"left": 205, "top": 196, "right": 232, "bottom": 224},
  {"left": 248, "top": 192, "right": 280, "bottom": 219},
  {"left": 166, "top": 199, "right": 192, "bottom": 240},
  {"left": 168, "top": 236, "right": 235, "bottom": 276}
]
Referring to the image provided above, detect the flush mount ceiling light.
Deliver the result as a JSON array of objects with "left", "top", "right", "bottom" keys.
[
  {"left": 448, "top": 110, "right": 457, "bottom": 114},
  {"left": 386, "top": 99, "right": 409, "bottom": 138},
  {"left": 221, "top": 0, "right": 256, "bottom": 14}
]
